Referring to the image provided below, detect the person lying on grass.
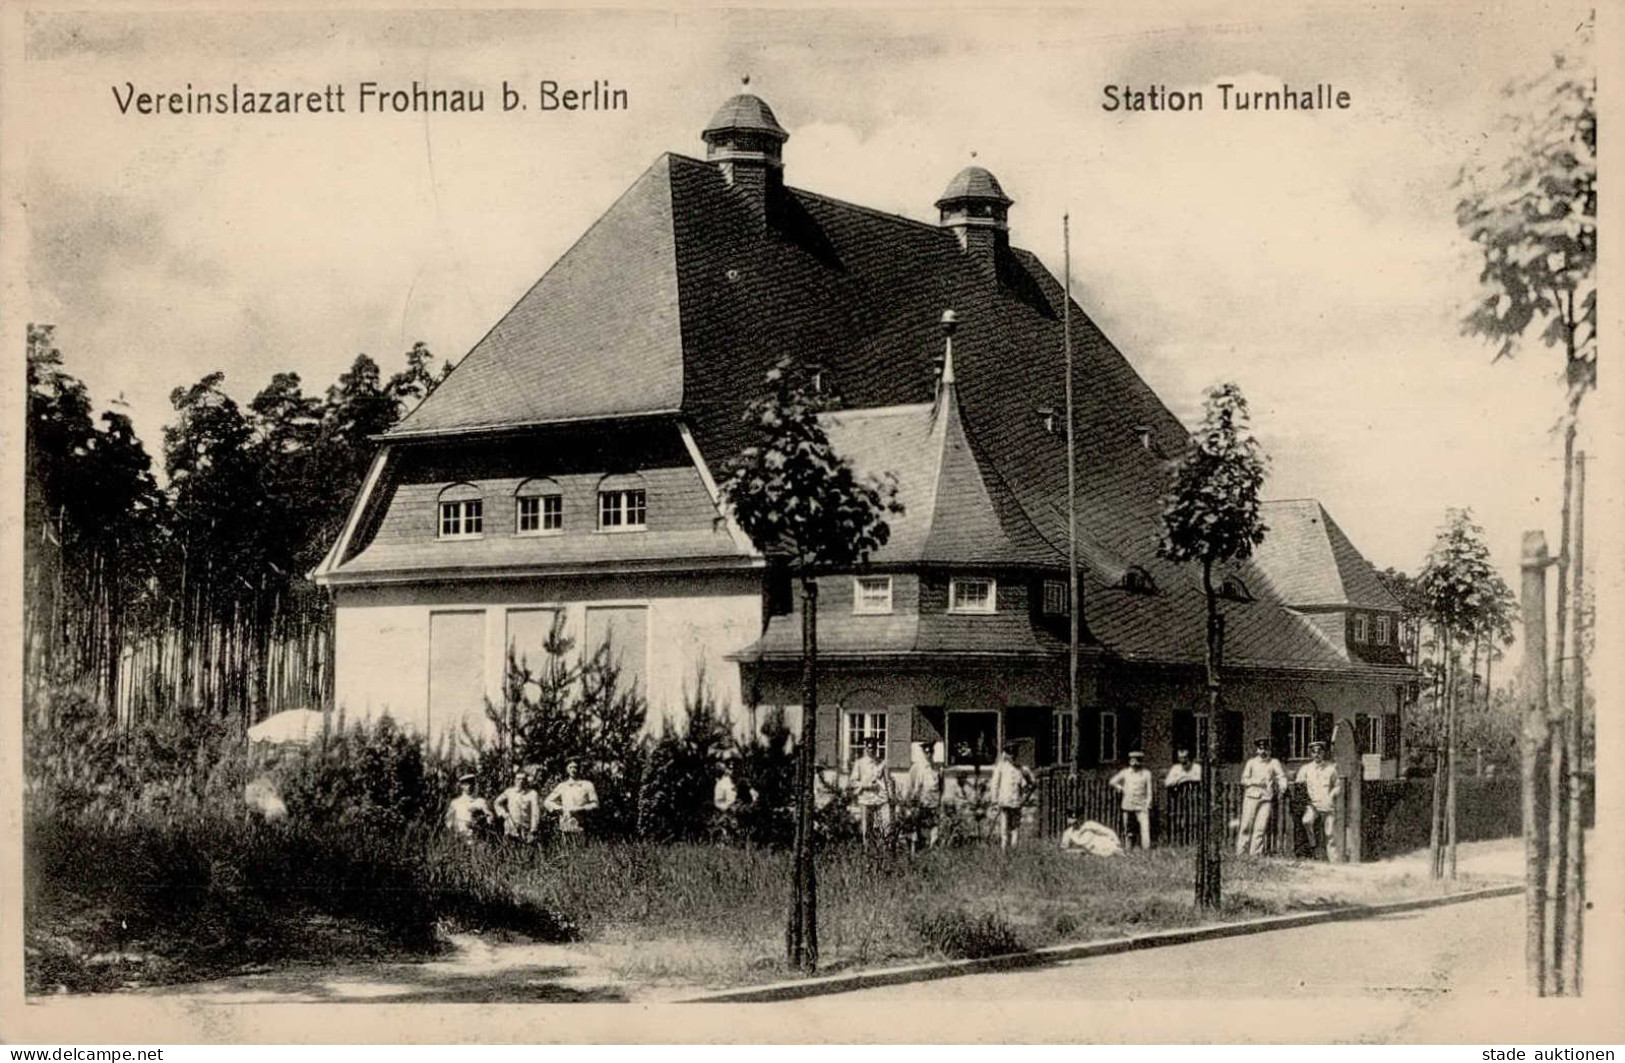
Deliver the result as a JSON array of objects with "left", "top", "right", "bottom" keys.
[{"left": 1059, "top": 814, "right": 1122, "bottom": 857}]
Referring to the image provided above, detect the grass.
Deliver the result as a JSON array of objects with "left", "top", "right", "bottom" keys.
[{"left": 27, "top": 807, "right": 1516, "bottom": 996}]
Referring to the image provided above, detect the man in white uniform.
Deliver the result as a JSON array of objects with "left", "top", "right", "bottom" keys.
[
  {"left": 1164, "top": 747, "right": 1201, "bottom": 789},
  {"left": 987, "top": 744, "right": 1032, "bottom": 850},
  {"left": 849, "top": 742, "right": 893, "bottom": 842},
  {"left": 1109, "top": 750, "right": 1154, "bottom": 850},
  {"left": 900, "top": 741, "right": 942, "bottom": 850},
  {"left": 1236, "top": 738, "right": 1288, "bottom": 855},
  {"left": 1296, "top": 739, "right": 1342, "bottom": 861},
  {"left": 444, "top": 773, "right": 491, "bottom": 843},
  {"left": 543, "top": 759, "right": 599, "bottom": 841},
  {"left": 494, "top": 766, "right": 541, "bottom": 843}
]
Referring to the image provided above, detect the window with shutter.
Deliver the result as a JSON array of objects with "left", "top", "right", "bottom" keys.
[
  {"left": 1077, "top": 710, "right": 1101, "bottom": 768},
  {"left": 1355, "top": 713, "right": 1372, "bottom": 755},
  {"left": 1119, "top": 706, "right": 1143, "bottom": 758}
]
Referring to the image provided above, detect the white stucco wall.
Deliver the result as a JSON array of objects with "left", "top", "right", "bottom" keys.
[{"left": 332, "top": 570, "right": 762, "bottom": 746}]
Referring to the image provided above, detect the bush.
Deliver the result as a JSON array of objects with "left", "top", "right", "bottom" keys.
[
  {"left": 907, "top": 906, "right": 1025, "bottom": 960},
  {"left": 637, "top": 670, "right": 736, "bottom": 842}
]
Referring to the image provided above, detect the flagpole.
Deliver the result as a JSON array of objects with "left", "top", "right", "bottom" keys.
[{"left": 1064, "top": 214, "right": 1080, "bottom": 766}]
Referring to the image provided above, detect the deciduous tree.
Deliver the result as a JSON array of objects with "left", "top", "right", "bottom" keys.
[
  {"left": 1157, "top": 382, "right": 1269, "bottom": 911},
  {"left": 718, "top": 355, "right": 900, "bottom": 972}
]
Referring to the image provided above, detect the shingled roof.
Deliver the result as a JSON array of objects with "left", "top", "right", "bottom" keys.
[
  {"left": 385, "top": 135, "right": 1404, "bottom": 678},
  {"left": 1252, "top": 500, "right": 1400, "bottom": 610}
]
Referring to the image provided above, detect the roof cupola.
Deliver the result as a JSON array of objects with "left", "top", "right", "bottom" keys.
[
  {"left": 935, "top": 165, "right": 1011, "bottom": 275},
  {"left": 702, "top": 83, "right": 788, "bottom": 222}
]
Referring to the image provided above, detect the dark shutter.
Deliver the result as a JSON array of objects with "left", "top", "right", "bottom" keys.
[
  {"left": 1171, "top": 710, "right": 1196, "bottom": 759},
  {"left": 1355, "top": 713, "right": 1370, "bottom": 755},
  {"left": 1119, "top": 706, "right": 1143, "bottom": 758},
  {"left": 1077, "top": 709, "right": 1100, "bottom": 768},
  {"left": 1270, "top": 711, "right": 1292, "bottom": 758},
  {"left": 887, "top": 706, "right": 913, "bottom": 770},
  {"left": 765, "top": 562, "right": 793, "bottom": 618},
  {"left": 1219, "top": 710, "right": 1244, "bottom": 763},
  {"left": 1315, "top": 711, "right": 1336, "bottom": 746},
  {"left": 1383, "top": 714, "right": 1401, "bottom": 760},
  {"left": 815, "top": 705, "right": 839, "bottom": 768}
]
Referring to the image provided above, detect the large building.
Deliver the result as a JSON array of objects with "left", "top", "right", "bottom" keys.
[{"left": 313, "top": 91, "right": 1412, "bottom": 783}]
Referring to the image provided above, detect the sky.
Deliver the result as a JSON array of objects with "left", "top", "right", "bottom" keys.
[{"left": 8, "top": 1, "right": 1605, "bottom": 592}]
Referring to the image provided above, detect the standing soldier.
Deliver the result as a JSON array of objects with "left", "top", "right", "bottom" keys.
[
  {"left": 543, "top": 759, "right": 600, "bottom": 843},
  {"left": 1296, "top": 740, "right": 1342, "bottom": 860},
  {"left": 1109, "top": 750, "right": 1154, "bottom": 850},
  {"left": 987, "top": 744, "right": 1032, "bottom": 850},
  {"left": 901, "top": 740, "right": 942, "bottom": 850},
  {"left": 713, "top": 758, "right": 741, "bottom": 844},
  {"left": 494, "top": 766, "right": 541, "bottom": 844},
  {"left": 444, "top": 773, "right": 491, "bottom": 844},
  {"left": 849, "top": 741, "right": 893, "bottom": 843},
  {"left": 1236, "top": 738, "right": 1288, "bottom": 855}
]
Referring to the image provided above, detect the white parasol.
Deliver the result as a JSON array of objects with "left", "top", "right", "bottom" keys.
[{"left": 247, "top": 707, "right": 328, "bottom": 745}]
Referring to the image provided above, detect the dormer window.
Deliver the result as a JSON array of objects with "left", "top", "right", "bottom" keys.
[
  {"left": 949, "top": 577, "right": 996, "bottom": 614},
  {"left": 597, "top": 473, "right": 647, "bottom": 532},
  {"left": 1352, "top": 613, "right": 1369, "bottom": 643},
  {"left": 1122, "top": 566, "right": 1156, "bottom": 594},
  {"left": 1219, "top": 575, "right": 1253, "bottom": 603},
  {"left": 1375, "top": 614, "right": 1390, "bottom": 645},
  {"left": 515, "top": 479, "right": 563, "bottom": 535},
  {"left": 853, "top": 576, "right": 893, "bottom": 615},
  {"left": 438, "top": 483, "right": 484, "bottom": 540},
  {"left": 599, "top": 489, "right": 646, "bottom": 531}
]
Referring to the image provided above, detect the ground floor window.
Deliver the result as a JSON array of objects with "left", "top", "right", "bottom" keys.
[
  {"left": 1052, "top": 711, "right": 1075, "bottom": 766},
  {"left": 1289, "top": 712, "right": 1315, "bottom": 760},
  {"left": 1099, "top": 709, "right": 1119, "bottom": 764},
  {"left": 844, "top": 711, "right": 887, "bottom": 768},
  {"left": 946, "top": 710, "right": 1000, "bottom": 767},
  {"left": 1359, "top": 713, "right": 1383, "bottom": 757}
]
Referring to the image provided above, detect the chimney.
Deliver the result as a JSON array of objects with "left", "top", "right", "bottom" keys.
[
  {"left": 936, "top": 166, "right": 1012, "bottom": 279},
  {"left": 702, "top": 88, "right": 789, "bottom": 226}
]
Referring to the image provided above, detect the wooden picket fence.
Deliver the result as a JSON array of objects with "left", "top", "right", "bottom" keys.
[{"left": 1034, "top": 770, "right": 1298, "bottom": 856}]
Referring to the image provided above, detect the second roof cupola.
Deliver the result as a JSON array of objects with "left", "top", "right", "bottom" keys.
[{"left": 935, "top": 165, "right": 1011, "bottom": 276}]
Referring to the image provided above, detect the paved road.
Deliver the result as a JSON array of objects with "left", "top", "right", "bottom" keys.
[{"left": 752, "top": 893, "right": 1622, "bottom": 1043}]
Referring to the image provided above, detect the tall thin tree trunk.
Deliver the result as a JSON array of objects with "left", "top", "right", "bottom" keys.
[
  {"left": 1562, "top": 451, "right": 1587, "bottom": 994},
  {"left": 786, "top": 576, "right": 820, "bottom": 972},
  {"left": 1520, "top": 530, "right": 1551, "bottom": 995},
  {"left": 1543, "top": 420, "right": 1575, "bottom": 994},
  {"left": 1196, "top": 559, "right": 1223, "bottom": 911},
  {"left": 1445, "top": 629, "right": 1459, "bottom": 878}
]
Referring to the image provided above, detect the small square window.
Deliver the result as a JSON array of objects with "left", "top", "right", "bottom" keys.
[
  {"left": 599, "top": 489, "right": 647, "bottom": 531},
  {"left": 1042, "top": 579, "right": 1069, "bottom": 616},
  {"left": 1352, "top": 613, "right": 1369, "bottom": 644},
  {"left": 949, "top": 577, "right": 995, "bottom": 614},
  {"left": 853, "top": 576, "right": 893, "bottom": 615},
  {"left": 439, "top": 499, "right": 483, "bottom": 539}
]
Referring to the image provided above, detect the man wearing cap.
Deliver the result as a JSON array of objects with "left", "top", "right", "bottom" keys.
[
  {"left": 713, "top": 758, "right": 741, "bottom": 844},
  {"left": 849, "top": 741, "right": 893, "bottom": 843},
  {"left": 1236, "top": 738, "right": 1288, "bottom": 855},
  {"left": 1296, "top": 739, "right": 1342, "bottom": 861},
  {"left": 1109, "top": 751, "right": 1155, "bottom": 850},
  {"left": 543, "top": 759, "right": 599, "bottom": 841},
  {"left": 444, "top": 773, "right": 491, "bottom": 843}
]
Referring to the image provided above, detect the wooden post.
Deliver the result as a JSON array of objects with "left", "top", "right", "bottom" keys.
[
  {"left": 1562, "top": 452, "right": 1586, "bottom": 994},
  {"left": 1520, "top": 530, "right": 1551, "bottom": 996}
]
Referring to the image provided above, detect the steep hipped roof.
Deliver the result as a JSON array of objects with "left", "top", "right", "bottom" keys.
[
  {"left": 1252, "top": 500, "right": 1399, "bottom": 610},
  {"left": 387, "top": 145, "right": 1402, "bottom": 677},
  {"left": 389, "top": 158, "right": 685, "bottom": 437}
]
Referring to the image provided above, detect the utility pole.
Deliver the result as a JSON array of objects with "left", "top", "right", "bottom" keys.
[
  {"left": 1519, "top": 530, "right": 1552, "bottom": 995},
  {"left": 1063, "top": 215, "right": 1080, "bottom": 766},
  {"left": 1562, "top": 451, "right": 1587, "bottom": 993}
]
